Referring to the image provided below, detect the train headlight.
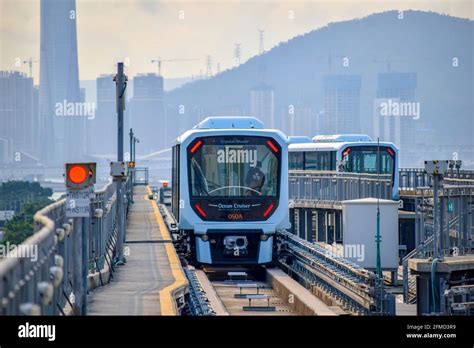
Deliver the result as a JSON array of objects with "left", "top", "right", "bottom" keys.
[
  {"left": 260, "top": 234, "right": 269, "bottom": 241},
  {"left": 201, "top": 234, "right": 209, "bottom": 242}
]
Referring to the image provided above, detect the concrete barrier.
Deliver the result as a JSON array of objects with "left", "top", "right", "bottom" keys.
[{"left": 266, "top": 268, "right": 339, "bottom": 316}]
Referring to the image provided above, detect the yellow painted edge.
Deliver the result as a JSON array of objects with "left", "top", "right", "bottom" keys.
[{"left": 145, "top": 186, "right": 187, "bottom": 315}]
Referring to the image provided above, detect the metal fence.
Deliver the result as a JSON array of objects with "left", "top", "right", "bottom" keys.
[
  {"left": 133, "top": 167, "right": 149, "bottom": 186},
  {"left": 399, "top": 168, "right": 474, "bottom": 190},
  {"left": 0, "top": 178, "right": 131, "bottom": 315},
  {"left": 289, "top": 171, "right": 393, "bottom": 203},
  {"left": 402, "top": 185, "right": 474, "bottom": 304}
]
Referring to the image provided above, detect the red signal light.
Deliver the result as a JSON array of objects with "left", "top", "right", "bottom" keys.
[
  {"left": 65, "top": 162, "right": 96, "bottom": 189},
  {"left": 68, "top": 165, "right": 87, "bottom": 184}
]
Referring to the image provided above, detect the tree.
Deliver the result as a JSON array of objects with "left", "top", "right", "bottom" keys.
[{"left": 0, "top": 181, "right": 53, "bottom": 246}]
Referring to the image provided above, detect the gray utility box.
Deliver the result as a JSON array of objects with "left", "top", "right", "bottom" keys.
[
  {"left": 110, "top": 161, "right": 128, "bottom": 177},
  {"left": 341, "top": 198, "right": 399, "bottom": 270}
]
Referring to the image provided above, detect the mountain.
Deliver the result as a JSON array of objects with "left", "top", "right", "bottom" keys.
[{"left": 164, "top": 10, "right": 473, "bottom": 166}]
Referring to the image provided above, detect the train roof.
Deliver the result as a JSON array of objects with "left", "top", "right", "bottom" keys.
[
  {"left": 287, "top": 136, "right": 312, "bottom": 144},
  {"left": 289, "top": 140, "right": 398, "bottom": 152},
  {"left": 194, "top": 116, "right": 264, "bottom": 130},
  {"left": 312, "top": 134, "right": 373, "bottom": 143},
  {"left": 176, "top": 116, "right": 288, "bottom": 145}
]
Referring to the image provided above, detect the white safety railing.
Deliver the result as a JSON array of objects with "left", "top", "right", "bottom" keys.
[{"left": 0, "top": 178, "right": 132, "bottom": 315}]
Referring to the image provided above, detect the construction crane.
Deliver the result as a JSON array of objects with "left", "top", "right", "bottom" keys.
[
  {"left": 23, "top": 57, "right": 38, "bottom": 78},
  {"left": 150, "top": 58, "right": 199, "bottom": 76}
]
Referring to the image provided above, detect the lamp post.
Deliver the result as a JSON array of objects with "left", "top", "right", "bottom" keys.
[{"left": 133, "top": 137, "right": 140, "bottom": 162}]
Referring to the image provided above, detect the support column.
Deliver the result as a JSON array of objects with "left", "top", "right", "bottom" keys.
[
  {"left": 317, "top": 210, "right": 325, "bottom": 242},
  {"left": 72, "top": 218, "right": 83, "bottom": 315}
]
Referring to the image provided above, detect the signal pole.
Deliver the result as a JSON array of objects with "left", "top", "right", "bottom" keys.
[
  {"left": 376, "top": 137, "right": 383, "bottom": 315},
  {"left": 129, "top": 128, "right": 134, "bottom": 162},
  {"left": 114, "top": 62, "right": 127, "bottom": 263},
  {"left": 129, "top": 128, "right": 134, "bottom": 195},
  {"left": 65, "top": 162, "right": 96, "bottom": 315}
]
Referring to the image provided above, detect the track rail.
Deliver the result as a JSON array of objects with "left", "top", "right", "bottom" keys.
[
  {"left": 183, "top": 267, "right": 301, "bottom": 316},
  {"left": 277, "top": 230, "right": 379, "bottom": 315}
]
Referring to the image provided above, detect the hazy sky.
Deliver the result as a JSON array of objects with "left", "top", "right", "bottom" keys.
[{"left": 0, "top": 0, "right": 472, "bottom": 84}]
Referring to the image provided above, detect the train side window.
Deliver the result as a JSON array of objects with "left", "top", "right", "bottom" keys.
[
  {"left": 318, "top": 151, "right": 332, "bottom": 170},
  {"left": 289, "top": 152, "right": 303, "bottom": 170},
  {"left": 304, "top": 152, "right": 317, "bottom": 170}
]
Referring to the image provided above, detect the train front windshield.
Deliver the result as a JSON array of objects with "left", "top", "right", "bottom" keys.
[
  {"left": 341, "top": 146, "right": 395, "bottom": 176},
  {"left": 189, "top": 136, "right": 280, "bottom": 198}
]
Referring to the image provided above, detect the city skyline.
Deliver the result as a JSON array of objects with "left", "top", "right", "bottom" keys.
[
  {"left": 0, "top": 0, "right": 472, "bottom": 84},
  {"left": 0, "top": 4, "right": 472, "bottom": 169}
]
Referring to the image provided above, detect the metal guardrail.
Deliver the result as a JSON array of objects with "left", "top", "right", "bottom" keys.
[
  {"left": 444, "top": 285, "right": 474, "bottom": 315},
  {"left": 132, "top": 167, "right": 149, "bottom": 186},
  {"left": 399, "top": 168, "right": 474, "bottom": 190},
  {"left": 401, "top": 180, "right": 474, "bottom": 304},
  {"left": 182, "top": 267, "right": 215, "bottom": 316},
  {"left": 289, "top": 171, "right": 393, "bottom": 203},
  {"left": 0, "top": 178, "right": 131, "bottom": 315},
  {"left": 276, "top": 231, "right": 393, "bottom": 315}
]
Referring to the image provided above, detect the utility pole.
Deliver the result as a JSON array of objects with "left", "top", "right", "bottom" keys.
[
  {"left": 129, "top": 128, "right": 134, "bottom": 162},
  {"left": 375, "top": 137, "right": 383, "bottom": 315},
  {"left": 206, "top": 55, "right": 213, "bottom": 77},
  {"left": 133, "top": 137, "right": 139, "bottom": 162},
  {"left": 129, "top": 128, "right": 134, "bottom": 201},
  {"left": 114, "top": 62, "right": 127, "bottom": 263},
  {"left": 234, "top": 43, "right": 241, "bottom": 66}
]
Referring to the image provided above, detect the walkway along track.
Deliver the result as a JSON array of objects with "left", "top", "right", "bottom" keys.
[
  {"left": 146, "top": 187, "right": 188, "bottom": 315},
  {"left": 87, "top": 187, "right": 187, "bottom": 315}
]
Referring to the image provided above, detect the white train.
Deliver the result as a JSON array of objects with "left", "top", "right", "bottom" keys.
[
  {"left": 288, "top": 134, "right": 399, "bottom": 199},
  {"left": 171, "top": 117, "right": 290, "bottom": 265}
]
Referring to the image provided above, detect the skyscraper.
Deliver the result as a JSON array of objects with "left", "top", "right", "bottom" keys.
[
  {"left": 322, "top": 75, "right": 361, "bottom": 134},
  {"left": 0, "top": 71, "right": 37, "bottom": 164},
  {"left": 283, "top": 103, "right": 319, "bottom": 137},
  {"left": 249, "top": 83, "right": 275, "bottom": 128},
  {"left": 374, "top": 73, "right": 417, "bottom": 166},
  {"left": 87, "top": 74, "right": 116, "bottom": 156},
  {"left": 39, "top": 0, "right": 83, "bottom": 164},
  {"left": 129, "top": 73, "right": 164, "bottom": 154}
]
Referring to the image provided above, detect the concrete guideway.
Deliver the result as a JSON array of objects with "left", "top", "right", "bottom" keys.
[{"left": 87, "top": 186, "right": 186, "bottom": 315}]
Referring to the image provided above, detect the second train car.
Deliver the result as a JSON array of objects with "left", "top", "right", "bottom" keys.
[
  {"left": 288, "top": 134, "right": 399, "bottom": 199},
  {"left": 171, "top": 117, "right": 290, "bottom": 265}
]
